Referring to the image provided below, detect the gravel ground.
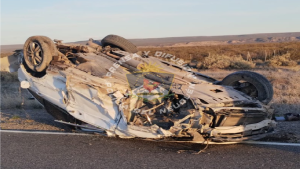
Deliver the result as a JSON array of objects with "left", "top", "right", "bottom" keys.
[
  {"left": 0, "top": 109, "right": 71, "bottom": 131},
  {"left": 1, "top": 108, "right": 300, "bottom": 143},
  {"left": 260, "top": 121, "right": 300, "bottom": 143}
]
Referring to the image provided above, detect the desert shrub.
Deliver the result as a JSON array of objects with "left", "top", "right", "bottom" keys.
[
  {"left": 196, "top": 55, "right": 255, "bottom": 69},
  {"left": 254, "top": 59, "right": 266, "bottom": 67},
  {"left": 267, "top": 53, "right": 298, "bottom": 67},
  {"left": 230, "top": 59, "right": 255, "bottom": 69},
  {"left": 139, "top": 41, "right": 300, "bottom": 62}
]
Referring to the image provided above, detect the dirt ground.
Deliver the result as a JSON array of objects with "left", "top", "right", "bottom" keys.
[{"left": 0, "top": 109, "right": 71, "bottom": 132}]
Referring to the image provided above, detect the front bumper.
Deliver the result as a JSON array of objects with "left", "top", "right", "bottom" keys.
[{"left": 209, "top": 119, "right": 276, "bottom": 142}]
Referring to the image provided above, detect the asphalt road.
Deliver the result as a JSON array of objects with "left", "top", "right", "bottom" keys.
[{"left": 1, "top": 132, "right": 300, "bottom": 169}]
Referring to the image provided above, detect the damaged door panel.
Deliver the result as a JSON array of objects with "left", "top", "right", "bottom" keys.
[{"left": 17, "top": 34, "right": 276, "bottom": 143}]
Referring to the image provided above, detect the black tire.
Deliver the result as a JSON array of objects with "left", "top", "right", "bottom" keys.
[
  {"left": 23, "top": 36, "right": 56, "bottom": 72},
  {"left": 101, "top": 34, "right": 138, "bottom": 53},
  {"left": 221, "top": 71, "right": 273, "bottom": 104}
]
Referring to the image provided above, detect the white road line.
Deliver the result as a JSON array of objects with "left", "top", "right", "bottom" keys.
[
  {"left": 0, "top": 130, "right": 91, "bottom": 136},
  {"left": 1, "top": 129, "right": 300, "bottom": 147},
  {"left": 241, "top": 141, "right": 300, "bottom": 146}
]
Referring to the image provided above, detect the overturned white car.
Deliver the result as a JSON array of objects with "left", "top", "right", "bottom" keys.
[{"left": 18, "top": 35, "right": 276, "bottom": 143}]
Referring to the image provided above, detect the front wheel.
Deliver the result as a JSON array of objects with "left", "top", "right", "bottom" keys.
[
  {"left": 221, "top": 71, "right": 273, "bottom": 104},
  {"left": 23, "top": 36, "right": 56, "bottom": 72}
]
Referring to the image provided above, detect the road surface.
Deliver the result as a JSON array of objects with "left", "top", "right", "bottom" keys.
[{"left": 1, "top": 132, "right": 299, "bottom": 169}]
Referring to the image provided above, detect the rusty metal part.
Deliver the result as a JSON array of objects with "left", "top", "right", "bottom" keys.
[
  {"left": 106, "top": 51, "right": 121, "bottom": 59},
  {"left": 141, "top": 102, "right": 165, "bottom": 115},
  {"left": 54, "top": 39, "right": 63, "bottom": 44},
  {"left": 56, "top": 44, "right": 90, "bottom": 53}
]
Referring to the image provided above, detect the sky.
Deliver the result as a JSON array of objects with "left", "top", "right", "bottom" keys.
[{"left": 1, "top": 0, "right": 300, "bottom": 45}]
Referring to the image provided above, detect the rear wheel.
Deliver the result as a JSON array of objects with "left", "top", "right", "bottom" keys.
[
  {"left": 101, "top": 34, "right": 138, "bottom": 53},
  {"left": 221, "top": 71, "right": 273, "bottom": 104},
  {"left": 23, "top": 36, "right": 56, "bottom": 72}
]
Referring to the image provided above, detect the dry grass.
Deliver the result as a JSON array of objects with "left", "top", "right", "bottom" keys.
[
  {"left": 1, "top": 71, "right": 43, "bottom": 110},
  {"left": 200, "top": 68, "right": 300, "bottom": 115},
  {"left": 139, "top": 41, "right": 300, "bottom": 61},
  {"left": 196, "top": 54, "right": 255, "bottom": 69},
  {"left": 0, "top": 52, "right": 14, "bottom": 58},
  {"left": 139, "top": 42, "right": 300, "bottom": 71}
]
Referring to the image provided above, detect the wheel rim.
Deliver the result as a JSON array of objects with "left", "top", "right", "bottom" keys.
[
  {"left": 26, "top": 42, "right": 43, "bottom": 66},
  {"left": 232, "top": 81, "right": 258, "bottom": 98}
]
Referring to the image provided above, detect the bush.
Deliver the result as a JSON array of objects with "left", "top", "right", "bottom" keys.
[
  {"left": 267, "top": 53, "right": 298, "bottom": 67},
  {"left": 197, "top": 55, "right": 255, "bottom": 69}
]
